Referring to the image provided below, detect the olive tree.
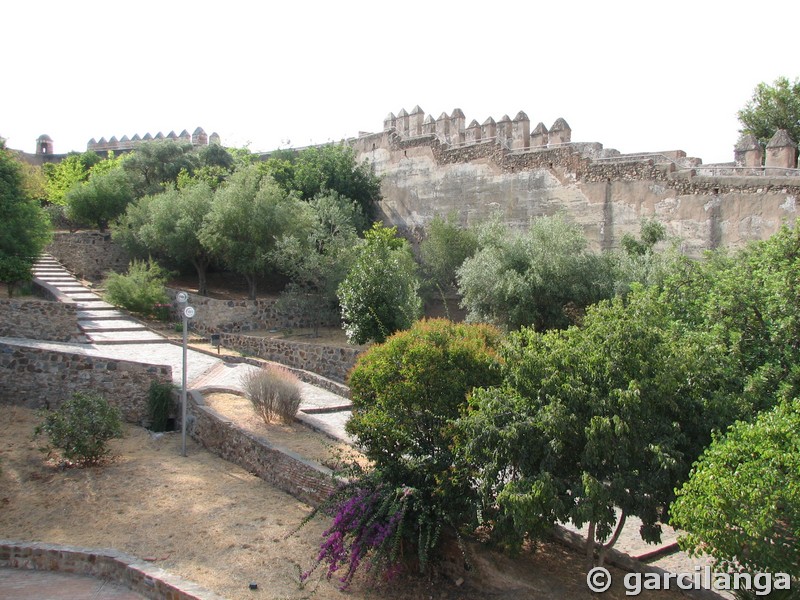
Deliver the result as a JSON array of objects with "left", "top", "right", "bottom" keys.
[{"left": 199, "top": 166, "right": 312, "bottom": 300}]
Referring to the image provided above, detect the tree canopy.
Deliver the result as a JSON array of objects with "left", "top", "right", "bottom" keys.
[
  {"left": 0, "top": 141, "right": 52, "bottom": 294},
  {"left": 457, "top": 214, "right": 616, "bottom": 331},
  {"left": 337, "top": 223, "right": 422, "bottom": 344},
  {"left": 199, "top": 166, "right": 312, "bottom": 300},
  {"left": 738, "top": 76, "right": 800, "bottom": 148},
  {"left": 671, "top": 398, "right": 800, "bottom": 579}
]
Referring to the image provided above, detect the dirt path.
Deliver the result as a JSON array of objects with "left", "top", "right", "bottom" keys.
[{"left": 0, "top": 405, "right": 685, "bottom": 600}]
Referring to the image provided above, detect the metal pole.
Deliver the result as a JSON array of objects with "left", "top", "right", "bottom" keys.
[{"left": 181, "top": 311, "right": 188, "bottom": 457}]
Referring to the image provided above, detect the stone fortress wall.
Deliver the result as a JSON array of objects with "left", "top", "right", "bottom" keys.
[
  {"left": 87, "top": 127, "right": 221, "bottom": 154},
  {"left": 349, "top": 107, "right": 800, "bottom": 257}
]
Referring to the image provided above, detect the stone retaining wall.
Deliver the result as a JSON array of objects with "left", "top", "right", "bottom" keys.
[
  {"left": 187, "top": 391, "right": 338, "bottom": 506},
  {"left": 0, "top": 541, "right": 224, "bottom": 600},
  {"left": 165, "top": 289, "right": 320, "bottom": 335},
  {"left": 47, "top": 230, "right": 130, "bottom": 281},
  {"left": 219, "top": 333, "right": 362, "bottom": 383},
  {"left": 0, "top": 299, "right": 85, "bottom": 343},
  {"left": 0, "top": 341, "right": 171, "bottom": 425}
]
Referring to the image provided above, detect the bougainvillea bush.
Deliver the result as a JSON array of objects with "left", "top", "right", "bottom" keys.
[{"left": 302, "top": 319, "right": 502, "bottom": 587}]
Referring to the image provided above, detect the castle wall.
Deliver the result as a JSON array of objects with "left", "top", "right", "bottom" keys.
[{"left": 353, "top": 124, "right": 800, "bottom": 257}]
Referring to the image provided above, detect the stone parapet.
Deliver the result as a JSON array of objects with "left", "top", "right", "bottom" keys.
[
  {"left": 219, "top": 333, "right": 362, "bottom": 384},
  {"left": 0, "top": 341, "right": 171, "bottom": 425},
  {"left": 0, "top": 299, "right": 85, "bottom": 343},
  {"left": 47, "top": 231, "right": 130, "bottom": 281},
  {"left": 166, "top": 289, "right": 320, "bottom": 335},
  {"left": 0, "top": 540, "right": 224, "bottom": 600}
]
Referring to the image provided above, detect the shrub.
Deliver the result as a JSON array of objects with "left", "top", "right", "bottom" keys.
[
  {"left": 241, "top": 365, "right": 301, "bottom": 424},
  {"left": 104, "top": 258, "right": 170, "bottom": 315},
  {"left": 337, "top": 223, "right": 422, "bottom": 344},
  {"left": 35, "top": 392, "right": 123, "bottom": 466},
  {"left": 148, "top": 381, "right": 175, "bottom": 432},
  {"left": 303, "top": 474, "right": 442, "bottom": 589}
]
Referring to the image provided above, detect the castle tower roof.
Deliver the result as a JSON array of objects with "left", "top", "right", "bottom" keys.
[{"left": 766, "top": 129, "right": 797, "bottom": 148}]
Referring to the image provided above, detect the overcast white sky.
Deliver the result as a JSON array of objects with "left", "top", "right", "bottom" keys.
[{"left": 2, "top": 1, "right": 798, "bottom": 164}]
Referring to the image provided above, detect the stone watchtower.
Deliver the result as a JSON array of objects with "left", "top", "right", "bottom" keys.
[
  {"left": 36, "top": 134, "right": 54, "bottom": 155},
  {"left": 765, "top": 129, "right": 798, "bottom": 169},
  {"left": 734, "top": 133, "right": 763, "bottom": 167}
]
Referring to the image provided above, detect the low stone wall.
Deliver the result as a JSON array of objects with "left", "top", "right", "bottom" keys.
[
  {"left": 165, "top": 289, "right": 320, "bottom": 335},
  {"left": 0, "top": 541, "right": 224, "bottom": 600},
  {"left": 187, "top": 391, "right": 338, "bottom": 506},
  {"left": 219, "top": 333, "right": 362, "bottom": 383},
  {"left": 0, "top": 341, "right": 172, "bottom": 425},
  {"left": 47, "top": 230, "right": 130, "bottom": 281},
  {"left": 0, "top": 299, "right": 85, "bottom": 343}
]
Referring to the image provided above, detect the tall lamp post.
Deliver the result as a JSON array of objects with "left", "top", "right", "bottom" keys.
[{"left": 176, "top": 292, "right": 194, "bottom": 457}]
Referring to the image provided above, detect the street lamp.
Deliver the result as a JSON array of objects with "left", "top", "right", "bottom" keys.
[{"left": 176, "top": 292, "right": 194, "bottom": 457}]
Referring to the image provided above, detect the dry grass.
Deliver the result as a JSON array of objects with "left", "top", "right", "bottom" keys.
[{"left": 0, "top": 405, "right": 684, "bottom": 600}]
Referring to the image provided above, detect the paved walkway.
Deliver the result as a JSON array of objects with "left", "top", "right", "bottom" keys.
[{"left": 27, "top": 255, "right": 354, "bottom": 442}]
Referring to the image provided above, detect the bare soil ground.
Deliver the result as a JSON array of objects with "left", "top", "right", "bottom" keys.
[{"left": 0, "top": 405, "right": 686, "bottom": 600}]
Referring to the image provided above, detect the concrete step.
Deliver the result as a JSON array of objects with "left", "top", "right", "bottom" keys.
[
  {"left": 62, "top": 292, "right": 103, "bottom": 301},
  {"left": 79, "top": 318, "right": 147, "bottom": 332},
  {"left": 85, "top": 330, "right": 169, "bottom": 344},
  {"left": 35, "top": 276, "right": 79, "bottom": 283},
  {"left": 75, "top": 300, "right": 116, "bottom": 310},
  {"left": 76, "top": 309, "right": 127, "bottom": 320}
]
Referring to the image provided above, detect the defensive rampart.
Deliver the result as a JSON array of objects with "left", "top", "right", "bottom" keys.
[{"left": 351, "top": 108, "right": 800, "bottom": 256}]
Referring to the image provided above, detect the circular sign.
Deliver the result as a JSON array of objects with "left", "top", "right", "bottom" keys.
[
  {"left": 176, "top": 292, "right": 188, "bottom": 303},
  {"left": 183, "top": 306, "right": 196, "bottom": 319}
]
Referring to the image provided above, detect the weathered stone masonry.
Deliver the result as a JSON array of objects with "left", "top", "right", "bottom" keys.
[
  {"left": 0, "top": 299, "right": 85, "bottom": 343},
  {"left": 46, "top": 230, "right": 130, "bottom": 281},
  {"left": 187, "top": 391, "right": 337, "bottom": 506},
  {"left": 0, "top": 341, "right": 171, "bottom": 425},
  {"left": 351, "top": 108, "right": 800, "bottom": 258},
  {"left": 219, "top": 332, "right": 361, "bottom": 384}
]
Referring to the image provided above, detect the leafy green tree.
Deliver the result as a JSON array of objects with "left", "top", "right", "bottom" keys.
[
  {"left": 42, "top": 152, "right": 96, "bottom": 205},
  {"left": 199, "top": 166, "right": 312, "bottom": 300},
  {"left": 0, "top": 141, "right": 52, "bottom": 294},
  {"left": 272, "top": 192, "right": 360, "bottom": 333},
  {"left": 337, "top": 223, "right": 422, "bottom": 344},
  {"left": 122, "top": 140, "right": 199, "bottom": 197},
  {"left": 292, "top": 144, "right": 381, "bottom": 226},
  {"left": 18, "top": 161, "right": 47, "bottom": 203},
  {"left": 135, "top": 183, "right": 215, "bottom": 295},
  {"left": 258, "top": 149, "right": 297, "bottom": 192},
  {"left": 738, "top": 76, "right": 800, "bottom": 149},
  {"left": 65, "top": 166, "right": 134, "bottom": 231},
  {"left": 419, "top": 213, "right": 478, "bottom": 295},
  {"left": 457, "top": 289, "right": 744, "bottom": 566},
  {"left": 348, "top": 319, "right": 503, "bottom": 494},
  {"left": 112, "top": 194, "right": 158, "bottom": 259},
  {"left": 671, "top": 398, "right": 800, "bottom": 579},
  {"left": 457, "top": 214, "right": 616, "bottom": 331}
]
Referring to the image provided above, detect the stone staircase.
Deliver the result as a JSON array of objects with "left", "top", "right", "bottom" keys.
[{"left": 32, "top": 255, "right": 168, "bottom": 345}]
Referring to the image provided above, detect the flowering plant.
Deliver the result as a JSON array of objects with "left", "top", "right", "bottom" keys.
[{"left": 301, "top": 473, "right": 445, "bottom": 589}]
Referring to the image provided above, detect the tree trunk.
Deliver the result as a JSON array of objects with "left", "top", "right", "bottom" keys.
[
  {"left": 596, "top": 511, "right": 627, "bottom": 569},
  {"left": 193, "top": 260, "right": 209, "bottom": 297},
  {"left": 245, "top": 274, "right": 257, "bottom": 301},
  {"left": 586, "top": 521, "right": 596, "bottom": 570}
]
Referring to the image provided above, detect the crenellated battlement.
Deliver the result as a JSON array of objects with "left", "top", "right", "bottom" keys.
[
  {"left": 382, "top": 106, "right": 574, "bottom": 151},
  {"left": 87, "top": 127, "right": 221, "bottom": 153}
]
